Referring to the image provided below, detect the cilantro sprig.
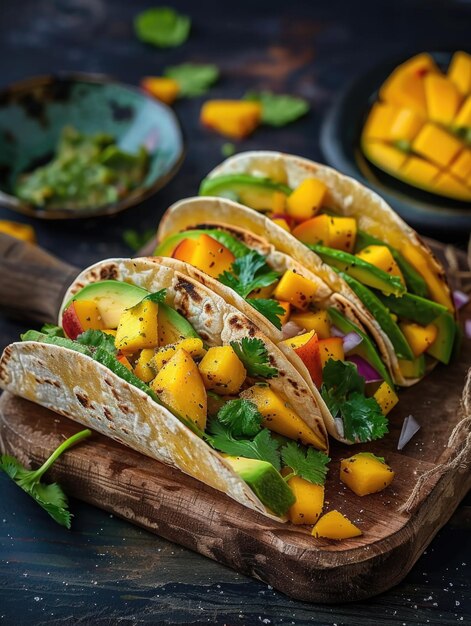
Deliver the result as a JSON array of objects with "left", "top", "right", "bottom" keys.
[
  {"left": 230, "top": 338, "right": 278, "bottom": 379},
  {"left": 219, "top": 251, "right": 279, "bottom": 299},
  {"left": 281, "top": 442, "right": 330, "bottom": 485},
  {"left": 246, "top": 298, "right": 285, "bottom": 330},
  {"left": 1, "top": 429, "right": 92, "bottom": 528},
  {"left": 321, "top": 360, "right": 388, "bottom": 442},
  {"left": 244, "top": 91, "right": 310, "bottom": 127},
  {"left": 217, "top": 399, "right": 263, "bottom": 437},
  {"left": 143, "top": 289, "right": 167, "bottom": 304},
  {"left": 164, "top": 63, "right": 219, "bottom": 97},
  {"left": 40, "top": 323, "right": 64, "bottom": 338},
  {"left": 134, "top": 7, "right": 191, "bottom": 48},
  {"left": 76, "top": 329, "right": 117, "bottom": 354}
]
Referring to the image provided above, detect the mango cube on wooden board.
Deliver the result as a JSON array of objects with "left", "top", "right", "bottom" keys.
[
  {"left": 0, "top": 220, "right": 36, "bottom": 243},
  {"left": 312, "top": 510, "right": 362, "bottom": 540},
  {"left": 362, "top": 51, "right": 471, "bottom": 202},
  {"left": 340, "top": 453, "right": 394, "bottom": 497},
  {"left": 373, "top": 381, "right": 399, "bottom": 415},
  {"left": 200, "top": 100, "right": 262, "bottom": 139},
  {"left": 283, "top": 473, "right": 325, "bottom": 525}
]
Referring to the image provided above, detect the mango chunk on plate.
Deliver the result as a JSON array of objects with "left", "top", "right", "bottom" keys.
[
  {"left": 454, "top": 95, "right": 471, "bottom": 128},
  {"left": 432, "top": 172, "right": 471, "bottom": 202},
  {"left": 424, "top": 74, "right": 463, "bottom": 126},
  {"left": 401, "top": 156, "right": 440, "bottom": 186},
  {"left": 448, "top": 51, "right": 471, "bottom": 95},
  {"left": 450, "top": 150, "right": 471, "bottom": 183},
  {"left": 412, "top": 123, "right": 463, "bottom": 168},
  {"left": 362, "top": 141, "right": 407, "bottom": 172}
]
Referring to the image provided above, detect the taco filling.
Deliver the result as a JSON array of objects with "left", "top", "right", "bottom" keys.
[{"left": 199, "top": 157, "right": 458, "bottom": 377}]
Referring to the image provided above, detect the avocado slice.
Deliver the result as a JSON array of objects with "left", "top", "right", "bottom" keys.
[
  {"left": 426, "top": 311, "right": 457, "bottom": 365},
  {"left": 158, "top": 302, "right": 200, "bottom": 345},
  {"left": 355, "top": 230, "right": 428, "bottom": 298},
  {"left": 154, "top": 228, "right": 250, "bottom": 259},
  {"left": 310, "top": 244, "right": 405, "bottom": 297},
  {"left": 327, "top": 307, "right": 394, "bottom": 388},
  {"left": 68, "top": 280, "right": 149, "bottom": 328},
  {"left": 375, "top": 292, "right": 447, "bottom": 325},
  {"left": 199, "top": 174, "right": 292, "bottom": 211},
  {"left": 340, "top": 273, "right": 414, "bottom": 360},
  {"left": 223, "top": 456, "right": 295, "bottom": 517}
]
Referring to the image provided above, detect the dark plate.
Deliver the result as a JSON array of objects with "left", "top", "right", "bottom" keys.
[
  {"left": 0, "top": 73, "right": 185, "bottom": 219},
  {"left": 320, "top": 51, "right": 471, "bottom": 233}
]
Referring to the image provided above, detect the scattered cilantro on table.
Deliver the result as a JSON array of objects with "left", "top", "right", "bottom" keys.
[
  {"left": 122, "top": 228, "right": 155, "bottom": 252},
  {"left": 164, "top": 63, "right": 219, "bottom": 97},
  {"left": 245, "top": 91, "right": 310, "bottom": 126},
  {"left": 134, "top": 7, "right": 191, "bottom": 48}
]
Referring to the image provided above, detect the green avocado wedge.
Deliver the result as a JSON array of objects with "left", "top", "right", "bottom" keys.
[
  {"left": 354, "top": 230, "right": 428, "bottom": 298},
  {"left": 340, "top": 273, "right": 414, "bottom": 360},
  {"left": 199, "top": 174, "right": 292, "bottom": 211},
  {"left": 158, "top": 302, "right": 200, "bottom": 345},
  {"left": 426, "top": 312, "right": 457, "bottom": 365},
  {"left": 398, "top": 355, "right": 425, "bottom": 379},
  {"left": 154, "top": 228, "right": 250, "bottom": 258},
  {"left": 223, "top": 456, "right": 295, "bottom": 517},
  {"left": 375, "top": 292, "right": 447, "bottom": 326},
  {"left": 309, "top": 244, "right": 405, "bottom": 297},
  {"left": 327, "top": 307, "right": 394, "bottom": 388}
]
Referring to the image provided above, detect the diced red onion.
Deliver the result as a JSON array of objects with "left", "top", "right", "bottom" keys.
[
  {"left": 347, "top": 355, "right": 382, "bottom": 383},
  {"left": 453, "top": 290, "right": 470, "bottom": 310},
  {"left": 342, "top": 331, "right": 362, "bottom": 354},
  {"left": 330, "top": 325, "right": 344, "bottom": 338},
  {"left": 282, "top": 321, "right": 304, "bottom": 339},
  {"left": 397, "top": 414, "right": 421, "bottom": 450},
  {"left": 465, "top": 319, "right": 471, "bottom": 340}
]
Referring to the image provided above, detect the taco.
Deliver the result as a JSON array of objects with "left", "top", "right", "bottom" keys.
[
  {"left": 155, "top": 197, "right": 397, "bottom": 444},
  {"left": 0, "top": 257, "right": 334, "bottom": 521},
  {"left": 196, "top": 151, "right": 458, "bottom": 386}
]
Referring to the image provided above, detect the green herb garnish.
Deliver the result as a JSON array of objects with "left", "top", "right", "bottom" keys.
[
  {"left": 245, "top": 91, "right": 309, "bottom": 127},
  {"left": 134, "top": 7, "right": 191, "bottom": 48},
  {"left": 281, "top": 442, "right": 330, "bottom": 485},
  {"left": 143, "top": 289, "right": 167, "bottom": 304},
  {"left": 76, "top": 329, "right": 117, "bottom": 354},
  {"left": 321, "top": 360, "right": 388, "bottom": 443},
  {"left": 1, "top": 429, "right": 92, "bottom": 528},
  {"left": 216, "top": 399, "right": 263, "bottom": 438},
  {"left": 40, "top": 324, "right": 65, "bottom": 338},
  {"left": 230, "top": 338, "right": 278, "bottom": 379},
  {"left": 208, "top": 421, "right": 281, "bottom": 470},
  {"left": 219, "top": 250, "right": 279, "bottom": 299},
  {"left": 164, "top": 63, "right": 219, "bottom": 97},
  {"left": 246, "top": 298, "right": 285, "bottom": 330}
]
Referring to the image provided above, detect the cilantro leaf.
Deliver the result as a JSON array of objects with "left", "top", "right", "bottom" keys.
[
  {"left": 208, "top": 421, "right": 281, "bottom": 470},
  {"left": 219, "top": 250, "right": 279, "bottom": 299},
  {"left": 358, "top": 452, "right": 386, "bottom": 464},
  {"left": 247, "top": 298, "right": 284, "bottom": 330},
  {"left": 143, "top": 289, "right": 167, "bottom": 304},
  {"left": 221, "top": 143, "right": 235, "bottom": 157},
  {"left": 134, "top": 7, "right": 191, "bottom": 48},
  {"left": 230, "top": 338, "right": 278, "bottom": 379},
  {"left": 245, "top": 91, "right": 309, "bottom": 127},
  {"left": 164, "top": 63, "right": 219, "bottom": 97},
  {"left": 76, "top": 329, "right": 117, "bottom": 354},
  {"left": 217, "top": 399, "right": 263, "bottom": 438},
  {"left": 123, "top": 228, "right": 155, "bottom": 252},
  {"left": 0, "top": 429, "right": 92, "bottom": 528},
  {"left": 321, "top": 360, "right": 388, "bottom": 442},
  {"left": 281, "top": 442, "right": 330, "bottom": 485},
  {"left": 40, "top": 323, "right": 64, "bottom": 338}
]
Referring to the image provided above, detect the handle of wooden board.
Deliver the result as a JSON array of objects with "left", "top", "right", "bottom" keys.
[{"left": 0, "top": 233, "right": 80, "bottom": 324}]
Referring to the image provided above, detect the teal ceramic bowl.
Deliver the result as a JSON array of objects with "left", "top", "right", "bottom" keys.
[{"left": 0, "top": 73, "right": 184, "bottom": 219}]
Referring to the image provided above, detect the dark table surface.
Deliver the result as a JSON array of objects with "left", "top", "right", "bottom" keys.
[{"left": 0, "top": 0, "right": 470, "bottom": 624}]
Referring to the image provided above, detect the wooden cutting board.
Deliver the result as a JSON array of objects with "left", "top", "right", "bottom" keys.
[{"left": 0, "top": 233, "right": 470, "bottom": 603}]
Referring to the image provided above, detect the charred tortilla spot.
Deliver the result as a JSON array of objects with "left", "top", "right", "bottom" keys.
[
  {"left": 119, "top": 403, "right": 131, "bottom": 414},
  {"left": 228, "top": 315, "right": 244, "bottom": 330},
  {"left": 176, "top": 278, "right": 203, "bottom": 303},
  {"left": 204, "top": 303, "right": 213, "bottom": 315},
  {"left": 287, "top": 378, "right": 299, "bottom": 390},
  {"left": 99, "top": 265, "right": 118, "bottom": 280},
  {"left": 104, "top": 407, "right": 113, "bottom": 421},
  {"left": 76, "top": 392, "right": 90, "bottom": 408}
]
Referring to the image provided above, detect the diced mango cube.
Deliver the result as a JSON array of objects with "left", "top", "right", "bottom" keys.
[
  {"left": 399, "top": 321, "right": 438, "bottom": 357},
  {"left": 0, "top": 220, "right": 36, "bottom": 243},
  {"left": 454, "top": 95, "right": 471, "bottom": 128},
  {"left": 277, "top": 300, "right": 291, "bottom": 325},
  {"left": 412, "top": 123, "right": 463, "bottom": 167},
  {"left": 312, "top": 510, "right": 362, "bottom": 540},
  {"left": 327, "top": 216, "right": 357, "bottom": 252},
  {"left": 241, "top": 385, "right": 326, "bottom": 450},
  {"left": 272, "top": 191, "right": 287, "bottom": 213},
  {"left": 272, "top": 217, "right": 291, "bottom": 232},
  {"left": 356, "top": 245, "right": 404, "bottom": 284},
  {"left": 292, "top": 214, "right": 331, "bottom": 246},
  {"left": 173, "top": 234, "right": 235, "bottom": 279},
  {"left": 154, "top": 337, "right": 206, "bottom": 370},
  {"left": 424, "top": 74, "right": 463, "bottom": 125},
  {"left": 362, "top": 103, "right": 400, "bottom": 141},
  {"left": 450, "top": 150, "right": 471, "bottom": 183},
  {"left": 286, "top": 178, "right": 328, "bottom": 222},
  {"left": 318, "top": 337, "right": 344, "bottom": 368},
  {"left": 363, "top": 141, "right": 407, "bottom": 173},
  {"left": 198, "top": 346, "right": 246, "bottom": 395},
  {"left": 249, "top": 283, "right": 277, "bottom": 299},
  {"left": 134, "top": 348, "right": 157, "bottom": 382},
  {"left": 273, "top": 270, "right": 318, "bottom": 310},
  {"left": 71, "top": 300, "right": 105, "bottom": 334},
  {"left": 200, "top": 100, "right": 262, "bottom": 139},
  {"left": 373, "top": 381, "right": 399, "bottom": 415},
  {"left": 381, "top": 71, "right": 428, "bottom": 115},
  {"left": 340, "top": 452, "right": 394, "bottom": 496},
  {"left": 281, "top": 330, "right": 315, "bottom": 350},
  {"left": 141, "top": 77, "right": 180, "bottom": 105},
  {"left": 389, "top": 108, "right": 424, "bottom": 141},
  {"left": 432, "top": 172, "right": 471, "bottom": 202},
  {"left": 448, "top": 51, "right": 471, "bottom": 95},
  {"left": 115, "top": 299, "right": 159, "bottom": 352},
  {"left": 290, "top": 310, "right": 331, "bottom": 339},
  {"left": 400, "top": 156, "right": 440, "bottom": 186},
  {"left": 284, "top": 474, "right": 324, "bottom": 525},
  {"left": 151, "top": 349, "right": 207, "bottom": 430}
]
